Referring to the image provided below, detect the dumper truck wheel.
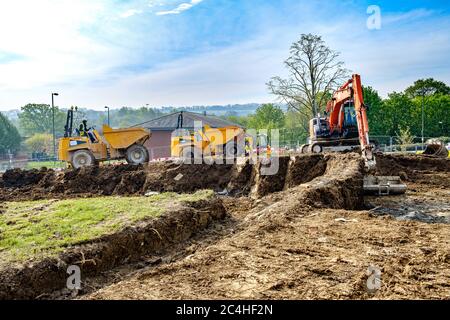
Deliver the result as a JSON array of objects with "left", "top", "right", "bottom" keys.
[
  {"left": 71, "top": 149, "right": 96, "bottom": 169},
  {"left": 308, "top": 143, "right": 322, "bottom": 154},
  {"left": 225, "top": 141, "right": 238, "bottom": 157},
  {"left": 300, "top": 144, "right": 309, "bottom": 154},
  {"left": 180, "top": 147, "right": 202, "bottom": 164},
  {"left": 126, "top": 144, "right": 149, "bottom": 165}
]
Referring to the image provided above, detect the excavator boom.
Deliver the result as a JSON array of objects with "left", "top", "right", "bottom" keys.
[{"left": 322, "top": 74, "right": 374, "bottom": 169}]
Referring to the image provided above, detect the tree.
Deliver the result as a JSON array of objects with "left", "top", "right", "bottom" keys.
[
  {"left": 267, "top": 34, "right": 349, "bottom": 120},
  {"left": 364, "top": 86, "right": 385, "bottom": 135},
  {"left": 411, "top": 93, "right": 450, "bottom": 137},
  {"left": 223, "top": 115, "right": 251, "bottom": 128},
  {"left": 396, "top": 127, "right": 414, "bottom": 152},
  {"left": 405, "top": 78, "right": 450, "bottom": 98},
  {"left": 380, "top": 92, "right": 415, "bottom": 137},
  {"left": 0, "top": 112, "right": 21, "bottom": 156},
  {"left": 24, "top": 133, "right": 53, "bottom": 153},
  {"left": 247, "top": 104, "right": 285, "bottom": 130},
  {"left": 18, "top": 104, "right": 66, "bottom": 136}
]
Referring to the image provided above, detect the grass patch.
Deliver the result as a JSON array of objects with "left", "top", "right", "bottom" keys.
[
  {"left": 26, "top": 161, "right": 66, "bottom": 170},
  {"left": 0, "top": 190, "right": 213, "bottom": 266}
]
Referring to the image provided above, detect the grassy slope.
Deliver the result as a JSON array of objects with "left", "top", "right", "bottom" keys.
[{"left": 0, "top": 190, "right": 213, "bottom": 267}]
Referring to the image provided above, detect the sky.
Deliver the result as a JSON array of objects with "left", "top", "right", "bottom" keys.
[{"left": 0, "top": 0, "right": 449, "bottom": 110}]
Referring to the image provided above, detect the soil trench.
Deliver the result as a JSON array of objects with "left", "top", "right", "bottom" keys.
[{"left": 1, "top": 153, "right": 449, "bottom": 300}]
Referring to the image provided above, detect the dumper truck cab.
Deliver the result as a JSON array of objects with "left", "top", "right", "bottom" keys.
[{"left": 58, "top": 108, "right": 151, "bottom": 168}]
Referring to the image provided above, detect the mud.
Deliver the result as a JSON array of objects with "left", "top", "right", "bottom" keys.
[
  {"left": 0, "top": 198, "right": 226, "bottom": 300},
  {"left": 0, "top": 154, "right": 354, "bottom": 202},
  {"left": 0, "top": 162, "right": 234, "bottom": 201},
  {"left": 1, "top": 152, "right": 449, "bottom": 300},
  {"left": 84, "top": 153, "right": 449, "bottom": 300}
]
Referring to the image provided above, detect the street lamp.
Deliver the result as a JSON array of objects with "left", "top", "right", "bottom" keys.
[
  {"left": 421, "top": 91, "right": 425, "bottom": 148},
  {"left": 104, "top": 106, "right": 110, "bottom": 126},
  {"left": 51, "top": 92, "right": 59, "bottom": 160}
]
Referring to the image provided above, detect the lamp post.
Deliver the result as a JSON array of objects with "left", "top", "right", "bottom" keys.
[
  {"left": 421, "top": 91, "right": 425, "bottom": 148},
  {"left": 51, "top": 92, "right": 59, "bottom": 160},
  {"left": 105, "top": 106, "right": 110, "bottom": 126}
]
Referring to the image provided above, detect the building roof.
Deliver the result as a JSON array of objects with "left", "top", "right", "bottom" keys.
[{"left": 133, "top": 111, "right": 243, "bottom": 131}]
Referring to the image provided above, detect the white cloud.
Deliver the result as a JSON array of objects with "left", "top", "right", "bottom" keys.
[
  {"left": 383, "top": 8, "right": 435, "bottom": 25},
  {"left": 156, "top": 0, "right": 203, "bottom": 16},
  {"left": 120, "top": 9, "right": 143, "bottom": 18},
  {"left": 0, "top": 0, "right": 125, "bottom": 91}
]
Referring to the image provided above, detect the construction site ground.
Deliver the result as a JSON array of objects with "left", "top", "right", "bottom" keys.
[{"left": 0, "top": 152, "right": 448, "bottom": 300}]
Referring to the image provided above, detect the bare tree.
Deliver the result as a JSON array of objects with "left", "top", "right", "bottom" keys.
[{"left": 267, "top": 34, "right": 349, "bottom": 124}]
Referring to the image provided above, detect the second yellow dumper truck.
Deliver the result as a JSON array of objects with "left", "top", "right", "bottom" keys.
[{"left": 171, "top": 124, "right": 248, "bottom": 160}]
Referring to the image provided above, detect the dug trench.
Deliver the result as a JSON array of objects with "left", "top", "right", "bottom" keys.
[
  {"left": 0, "top": 153, "right": 449, "bottom": 299},
  {"left": 84, "top": 154, "right": 449, "bottom": 300}
]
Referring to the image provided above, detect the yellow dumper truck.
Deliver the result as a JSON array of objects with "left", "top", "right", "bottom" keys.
[
  {"left": 171, "top": 125, "right": 248, "bottom": 160},
  {"left": 58, "top": 108, "right": 151, "bottom": 168}
]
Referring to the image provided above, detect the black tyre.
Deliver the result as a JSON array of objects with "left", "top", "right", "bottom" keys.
[
  {"left": 308, "top": 143, "right": 323, "bottom": 154},
  {"left": 126, "top": 144, "right": 149, "bottom": 165},
  {"left": 300, "top": 144, "right": 309, "bottom": 154},
  {"left": 71, "top": 149, "right": 96, "bottom": 169}
]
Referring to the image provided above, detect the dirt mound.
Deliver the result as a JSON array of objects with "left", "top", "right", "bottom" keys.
[
  {"left": 143, "top": 162, "right": 234, "bottom": 193},
  {"left": 0, "top": 154, "right": 353, "bottom": 202},
  {"left": 0, "top": 162, "right": 235, "bottom": 201},
  {"left": 376, "top": 153, "right": 450, "bottom": 175},
  {"left": 285, "top": 154, "right": 328, "bottom": 188},
  {"left": 375, "top": 153, "right": 450, "bottom": 188},
  {"left": 0, "top": 197, "right": 226, "bottom": 300},
  {"left": 299, "top": 154, "right": 364, "bottom": 210},
  {"left": 253, "top": 157, "right": 291, "bottom": 197},
  {"left": 0, "top": 168, "right": 51, "bottom": 188}
]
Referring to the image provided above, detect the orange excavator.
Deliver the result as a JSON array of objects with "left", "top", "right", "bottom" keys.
[
  {"left": 300, "top": 74, "right": 406, "bottom": 195},
  {"left": 301, "top": 74, "right": 375, "bottom": 169}
]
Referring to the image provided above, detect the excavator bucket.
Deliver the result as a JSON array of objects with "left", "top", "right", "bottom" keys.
[
  {"left": 423, "top": 139, "right": 449, "bottom": 158},
  {"left": 363, "top": 175, "right": 407, "bottom": 196}
]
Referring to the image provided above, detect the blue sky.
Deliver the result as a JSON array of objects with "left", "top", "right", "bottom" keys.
[{"left": 0, "top": 0, "right": 449, "bottom": 110}]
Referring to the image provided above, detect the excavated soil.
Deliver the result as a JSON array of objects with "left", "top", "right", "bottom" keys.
[
  {"left": 0, "top": 198, "right": 226, "bottom": 300},
  {"left": 84, "top": 154, "right": 449, "bottom": 300},
  {"left": 1, "top": 153, "right": 449, "bottom": 300},
  {"left": 0, "top": 154, "right": 354, "bottom": 202},
  {"left": 0, "top": 162, "right": 235, "bottom": 202}
]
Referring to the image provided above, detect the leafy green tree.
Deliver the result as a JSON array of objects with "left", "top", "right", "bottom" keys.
[
  {"left": 405, "top": 78, "right": 450, "bottom": 98},
  {"left": 396, "top": 127, "right": 414, "bottom": 151},
  {"left": 223, "top": 115, "right": 251, "bottom": 128},
  {"left": 380, "top": 92, "right": 415, "bottom": 137},
  {"left": 0, "top": 112, "right": 21, "bottom": 156},
  {"left": 24, "top": 133, "right": 53, "bottom": 153},
  {"left": 411, "top": 93, "right": 450, "bottom": 137},
  {"left": 247, "top": 104, "right": 285, "bottom": 130},
  {"left": 18, "top": 104, "right": 66, "bottom": 136},
  {"left": 364, "top": 86, "right": 385, "bottom": 135}
]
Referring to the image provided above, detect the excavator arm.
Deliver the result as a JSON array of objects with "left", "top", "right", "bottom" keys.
[{"left": 326, "top": 74, "right": 375, "bottom": 169}]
